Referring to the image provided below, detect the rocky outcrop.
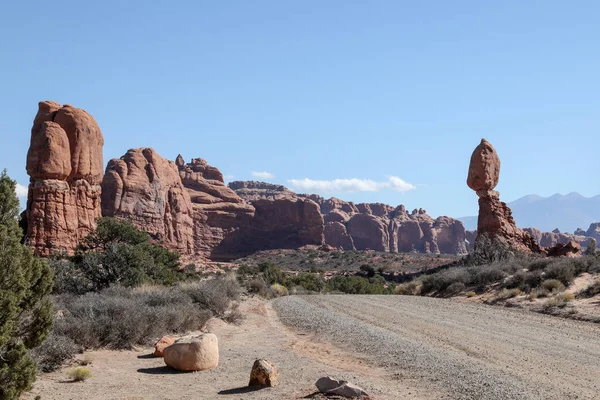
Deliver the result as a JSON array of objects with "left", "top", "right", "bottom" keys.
[
  {"left": 101, "top": 148, "right": 195, "bottom": 254},
  {"left": 178, "top": 157, "right": 255, "bottom": 259},
  {"left": 467, "top": 139, "right": 542, "bottom": 254},
  {"left": 324, "top": 221, "right": 355, "bottom": 250},
  {"left": 25, "top": 101, "right": 104, "bottom": 255},
  {"left": 546, "top": 241, "right": 581, "bottom": 257},
  {"left": 346, "top": 214, "right": 389, "bottom": 251},
  {"left": 586, "top": 223, "right": 600, "bottom": 242},
  {"left": 228, "top": 181, "right": 295, "bottom": 201}
]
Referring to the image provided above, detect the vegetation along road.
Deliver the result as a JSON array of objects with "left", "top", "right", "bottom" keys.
[{"left": 273, "top": 295, "right": 600, "bottom": 400}]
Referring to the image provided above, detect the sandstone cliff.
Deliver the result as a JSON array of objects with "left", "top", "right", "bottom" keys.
[
  {"left": 230, "top": 183, "right": 468, "bottom": 255},
  {"left": 101, "top": 148, "right": 195, "bottom": 254}
]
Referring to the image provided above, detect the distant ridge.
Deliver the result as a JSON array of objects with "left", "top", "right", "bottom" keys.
[{"left": 459, "top": 192, "right": 600, "bottom": 233}]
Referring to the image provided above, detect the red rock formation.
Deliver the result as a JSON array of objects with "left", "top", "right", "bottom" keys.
[
  {"left": 177, "top": 157, "right": 255, "bottom": 259},
  {"left": 324, "top": 221, "right": 355, "bottom": 250},
  {"left": 25, "top": 101, "right": 104, "bottom": 255},
  {"left": 546, "top": 241, "right": 581, "bottom": 257},
  {"left": 101, "top": 148, "right": 195, "bottom": 254},
  {"left": 346, "top": 214, "right": 389, "bottom": 252},
  {"left": 467, "top": 139, "right": 542, "bottom": 254}
]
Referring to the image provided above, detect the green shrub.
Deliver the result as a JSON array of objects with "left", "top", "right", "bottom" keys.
[
  {"left": 466, "top": 291, "right": 477, "bottom": 298},
  {"left": 271, "top": 283, "right": 288, "bottom": 296},
  {"left": 257, "top": 261, "right": 287, "bottom": 286},
  {"left": 288, "top": 273, "right": 326, "bottom": 293},
  {"left": 66, "top": 367, "right": 92, "bottom": 382},
  {"left": 0, "top": 171, "right": 54, "bottom": 400},
  {"left": 179, "top": 277, "right": 241, "bottom": 318},
  {"left": 327, "top": 275, "right": 391, "bottom": 294},
  {"left": 69, "top": 218, "right": 181, "bottom": 291}
]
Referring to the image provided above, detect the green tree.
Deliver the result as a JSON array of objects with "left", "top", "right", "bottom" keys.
[
  {"left": 0, "top": 171, "right": 53, "bottom": 400},
  {"left": 70, "top": 217, "right": 181, "bottom": 291}
]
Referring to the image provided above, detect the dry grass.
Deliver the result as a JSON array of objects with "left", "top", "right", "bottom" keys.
[{"left": 67, "top": 367, "right": 92, "bottom": 382}]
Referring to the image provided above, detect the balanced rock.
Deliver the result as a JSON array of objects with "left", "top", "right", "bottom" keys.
[
  {"left": 101, "top": 148, "right": 195, "bottom": 254},
  {"left": 153, "top": 335, "right": 177, "bottom": 358},
  {"left": 163, "top": 334, "right": 219, "bottom": 372},
  {"left": 467, "top": 139, "right": 541, "bottom": 254},
  {"left": 25, "top": 101, "right": 104, "bottom": 255},
  {"left": 248, "top": 359, "right": 279, "bottom": 387}
]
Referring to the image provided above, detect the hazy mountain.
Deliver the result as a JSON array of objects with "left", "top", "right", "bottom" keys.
[{"left": 459, "top": 192, "right": 600, "bottom": 233}]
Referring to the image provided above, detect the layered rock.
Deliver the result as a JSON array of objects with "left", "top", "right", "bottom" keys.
[
  {"left": 228, "top": 181, "right": 295, "bottom": 201},
  {"left": 25, "top": 101, "right": 104, "bottom": 255},
  {"left": 101, "top": 148, "right": 195, "bottom": 254},
  {"left": 230, "top": 182, "right": 468, "bottom": 255},
  {"left": 467, "top": 139, "right": 542, "bottom": 254},
  {"left": 177, "top": 157, "right": 255, "bottom": 259}
]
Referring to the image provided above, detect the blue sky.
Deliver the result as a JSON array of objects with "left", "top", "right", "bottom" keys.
[{"left": 1, "top": 1, "right": 599, "bottom": 218}]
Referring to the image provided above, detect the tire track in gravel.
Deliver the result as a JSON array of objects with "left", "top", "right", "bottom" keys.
[{"left": 272, "top": 295, "right": 600, "bottom": 400}]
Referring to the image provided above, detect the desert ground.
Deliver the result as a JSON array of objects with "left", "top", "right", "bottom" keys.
[{"left": 23, "top": 296, "right": 600, "bottom": 400}]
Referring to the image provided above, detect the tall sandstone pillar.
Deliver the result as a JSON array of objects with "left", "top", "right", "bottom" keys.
[
  {"left": 467, "top": 138, "right": 541, "bottom": 253},
  {"left": 25, "top": 101, "right": 104, "bottom": 255}
]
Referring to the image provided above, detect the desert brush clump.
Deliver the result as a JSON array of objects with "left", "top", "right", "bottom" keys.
[
  {"left": 66, "top": 367, "right": 92, "bottom": 382},
  {"left": 0, "top": 171, "right": 54, "bottom": 400}
]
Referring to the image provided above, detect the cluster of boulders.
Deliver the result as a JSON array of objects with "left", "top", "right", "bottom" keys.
[{"left": 152, "top": 334, "right": 367, "bottom": 398}]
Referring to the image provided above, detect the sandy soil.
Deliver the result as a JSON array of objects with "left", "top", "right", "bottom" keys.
[{"left": 22, "top": 297, "right": 432, "bottom": 400}]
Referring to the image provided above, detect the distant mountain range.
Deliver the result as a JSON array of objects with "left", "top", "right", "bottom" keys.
[{"left": 459, "top": 192, "right": 600, "bottom": 233}]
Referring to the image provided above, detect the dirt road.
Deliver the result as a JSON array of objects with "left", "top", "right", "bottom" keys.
[{"left": 273, "top": 295, "right": 600, "bottom": 400}]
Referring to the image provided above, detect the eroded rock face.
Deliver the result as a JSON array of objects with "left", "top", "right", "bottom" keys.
[
  {"left": 467, "top": 139, "right": 541, "bottom": 254},
  {"left": 178, "top": 157, "right": 255, "bottom": 259},
  {"left": 25, "top": 101, "right": 104, "bottom": 255},
  {"left": 346, "top": 214, "right": 389, "bottom": 252},
  {"left": 101, "top": 148, "right": 195, "bottom": 254},
  {"left": 228, "top": 181, "right": 295, "bottom": 201},
  {"left": 324, "top": 221, "right": 355, "bottom": 250}
]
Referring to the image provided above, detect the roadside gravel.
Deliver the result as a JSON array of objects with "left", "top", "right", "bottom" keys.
[{"left": 273, "top": 295, "right": 600, "bottom": 400}]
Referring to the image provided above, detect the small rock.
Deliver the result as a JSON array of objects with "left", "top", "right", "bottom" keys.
[
  {"left": 248, "top": 359, "right": 279, "bottom": 387},
  {"left": 153, "top": 335, "right": 176, "bottom": 357},
  {"left": 315, "top": 376, "right": 368, "bottom": 398},
  {"left": 163, "top": 334, "right": 219, "bottom": 372}
]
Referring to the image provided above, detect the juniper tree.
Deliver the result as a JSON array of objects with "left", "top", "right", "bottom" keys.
[{"left": 0, "top": 170, "right": 53, "bottom": 400}]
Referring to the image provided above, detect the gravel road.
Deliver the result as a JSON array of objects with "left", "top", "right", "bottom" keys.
[{"left": 273, "top": 295, "right": 600, "bottom": 400}]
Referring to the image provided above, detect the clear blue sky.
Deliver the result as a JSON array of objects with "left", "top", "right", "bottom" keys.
[{"left": 1, "top": 1, "right": 599, "bottom": 218}]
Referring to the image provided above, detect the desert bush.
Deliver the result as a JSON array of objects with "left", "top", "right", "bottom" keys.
[
  {"left": 179, "top": 277, "right": 241, "bottom": 318},
  {"left": 258, "top": 261, "right": 287, "bottom": 286},
  {"left": 579, "top": 280, "right": 600, "bottom": 298},
  {"left": 51, "top": 284, "right": 220, "bottom": 350},
  {"left": 0, "top": 171, "right": 54, "bottom": 400},
  {"left": 469, "top": 264, "right": 507, "bottom": 287},
  {"left": 66, "top": 367, "right": 92, "bottom": 382},
  {"left": 395, "top": 281, "right": 420, "bottom": 295},
  {"left": 49, "top": 258, "right": 93, "bottom": 294},
  {"left": 446, "top": 282, "right": 466, "bottom": 295},
  {"left": 466, "top": 291, "right": 477, "bottom": 298},
  {"left": 543, "top": 292, "right": 574, "bottom": 309},
  {"left": 288, "top": 273, "right": 326, "bottom": 293},
  {"left": 271, "top": 283, "right": 289, "bottom": 296},
  {"left": 544, "top": 261, "right": 575, "bottom": 286},
  {"left": 527, "top": 258, "right": 552, "bottom": 271},
  {"left": 491, "top": 288, "right": 521, "bottom": 302},
  {"left": 327, "top": 275, "right": 391, "bottom": 294},
  {"left": 465, "top": 234, "right": 515, "bottom": 266},
  {"left": 420, "top": 268, "right": 470, "bottom": 294},
  {"left": 30, "top": 333, "right": 81, "bottom": 373},
  {"left": 540, "top": 279, "right": 564, "bottom": 293},
  {"left": 584, "top": 239, "right": 597, "bottom": 256}
]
